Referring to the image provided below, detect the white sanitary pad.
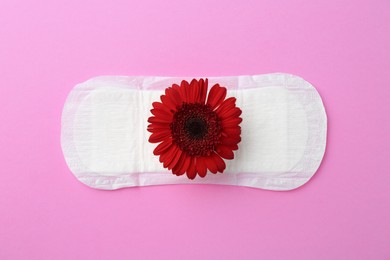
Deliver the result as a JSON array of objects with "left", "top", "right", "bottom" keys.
[{"left": 61, "top": 73, "right": 327, "bottom": 190}]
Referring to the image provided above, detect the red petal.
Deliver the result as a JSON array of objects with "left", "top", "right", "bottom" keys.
[
  {"left": 150, "top": 109, "right": 173, "bottom": 121},
  {"left": 152, "top": 102, "right": 173, "bottom": 114},
  {"left": 230, "top": 144, "right": 239, "bottom": 150},
  {"left": 160, "top": 95, "right": 176, "bottom": 110},
  {"left": 149, "top": 131, "right": 171, "bottom": 143},
  {"left": 186, "top": 157, "right": 197, "bottom": 179},
  {"left": 178, "top": 155, "right": 191, "bottom": 175},
  {"left": 220, "top": 136, "right": 241, "bottom": 146},
  {"left": 222, "top": 117, "right": 243, "bottom": 127},
  {"left": 167, "top": 149, "right": 183, "bottom": 170},
  {"left": 148, "top": 116, "right": 171, "bottom": 124},
  {"left": 153, "top": 140, "right": 172, "bottom": 155},
  {"left": 216, "top": 97, "right": 236, "bottom": 114},
  {"left": 195, "top": 79, "right": 202, "bottom": 103},
  {"left": 222, "top": 126, "right": 241, "bottom": 136},
  {"left": 172, "top": 167, "right": 182, "bottom": 176},
  {"left": 180, "top": 80, "right": 190, "bottom": 103},
  {"left": 216, "top": 145, "right": 234, "bottom": 159},
  {"left": 184, "top": 79, "right": 195, "bottom": 103},
  {"left": 190, "top": 79, "right": 199, "bottom": 103},
  {"left": 147, "top": 125, "right": 170, "bottom": 133},
  {"left": 159, "top": 145, "right": 177, "bottom": 163},
  {"left": 211, "top": 152, "right": 226, "bottom": 173},
  {"left": 204, "top": 156, "right": 218, "bottom": 173},
  {"left": 147, "top": 124, "right": 170, "bottom": 133},
  {"left": 219, "top": 107, "right": 242, "bottom": 120},
  {"left": 207, "top": 84, "right": 227, "bottom": 109},
  {"left": 163, "top": 146, "right": 179, "bottom": 168},
  {"left": 199, "top": 78, "right": 208, "bottom": 103},
  {"left": 165, "top": 87, "right": 182, "bottom": 107},
  {"left": 172, "top": 84, "right": 185, "bottom": 105},
  {"left": 147, "top": 122, "right": 170, "bottom": 128},
  {"left": 148, "top": 127, "right": 171, "bottom": 135},
  {"left": 196, "top": 157, "right": 207, "bottom": 178},
  {"left": 172, "top": 152, "right": 187, "bottom": 176}
]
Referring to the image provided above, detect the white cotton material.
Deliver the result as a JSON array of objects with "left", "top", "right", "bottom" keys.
[{"left": 61, "top": 73, "right": 327, "bottom": 191}]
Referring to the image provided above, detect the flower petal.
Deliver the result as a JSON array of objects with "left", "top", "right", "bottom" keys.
[
  {"left": 219, "top": 107, "right": 242, "bottom": 120},
  {"left": 172, "top": 84, "right": 185, "bottom": 103},
  {"left": 215, "top": 97, "right": 236, "bottom": 114},
  {"left": 178, "top": 155, "right": 191, "bottom": 175},
  {"left": 152, "top": 102, "right": 173, "bottom": 114},
  {"left": 211, "top": 152, "right": 226, "bottom": 173},
  {"left": 185, "top": 79, "right": 195, "bottom": 103},
  {"left": 222, "top": 126, "right": 241, "bottom": 137},
  {"left": 222, "top": 117, "right": 243, "bottom": 128},
  {"left": 159, "top": 144, "right": 177, "bottom": 163},
  {"left": 186, "top": 157, "right": 197, "bottom": 180},
  {"left": 216, "top": 145, "right": 234, "bottom": 159},
  {"left": 199, "top": 78, "right": 208, "bottom": 104},
  {"left": 172, "top": 152, "right": 187, "bottom": 176},
  {"left": 148, "top": 116, "right": 171, "bottom": 124},
  {"left": 180, "top": 80, "right": 190, "bottom": 103},
  {"left": 153, "top": 140, "right": 172, "bottom": 155},
  {"left": 204, "top": 156, "right": 218, "bottom": 173},
  {"left": 167, "top": 149, "right": 183, "bottom": 170},
  {"left": 165, "top": 87, "right": 182, "bottom": 107},
  {"left": 160, "top": 95, "right": 177, "bottom": 110},
  {"left": 150, "top": 109, "right": 173, "bottom": 121},
  {"left": 147, "top": 124, "right": 170, "bottom": 133},
  {"left": 230, "top": 144, "right": 239, "bottom": 150},
  {"left": 147, "top": 123, "right": 170, "bottom": 133},
  {"left": 190, "top": 79, "right": 199, "bottom": 104},
  {"left": 196, "top": 157, "right": 207, "bottom": 178},
  {"left": 207, "top": 84, "right": 227, "bottom": 109},
  {"left": 149, "top": 131, "right": 171, "bottom": 143},
  {"left": 220, "top": 136, "right": 241, "bottom": 146},
  {"left": 163, "top": 146, "right": 180, "bottom": 168}
]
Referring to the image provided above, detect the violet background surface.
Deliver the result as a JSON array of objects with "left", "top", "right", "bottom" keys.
[{"left": 0, "top": 0, "right": 389, "bottom": 259}]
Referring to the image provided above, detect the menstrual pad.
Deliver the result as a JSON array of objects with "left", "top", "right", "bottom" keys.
[{"left": 61, "top": 73, "right": 327, "bottom": 190}]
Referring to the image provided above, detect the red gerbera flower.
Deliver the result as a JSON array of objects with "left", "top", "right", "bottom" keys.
[{"left": 147, "top": 78, "right": 242, "bottom": 180}]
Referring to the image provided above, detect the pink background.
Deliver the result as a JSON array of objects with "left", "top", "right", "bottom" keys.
[{"left": 1, "top": 0, "right": 389, "bottom": 259}]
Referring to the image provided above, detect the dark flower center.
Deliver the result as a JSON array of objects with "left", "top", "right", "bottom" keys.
[
  {"left": 170, "top": 103, "right": 222, "bottom": 156},
  {"left": 185, "top": 117, "right": 207, "bottom": 139}
]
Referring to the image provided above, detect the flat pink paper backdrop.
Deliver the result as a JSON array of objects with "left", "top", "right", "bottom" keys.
[{"left": 0, "top": 0, "right": 389, "bottom": 259}]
